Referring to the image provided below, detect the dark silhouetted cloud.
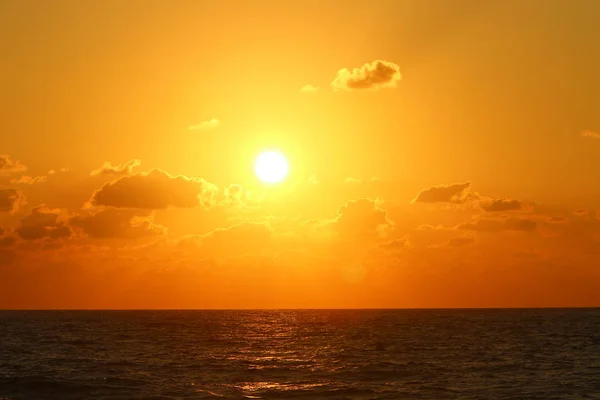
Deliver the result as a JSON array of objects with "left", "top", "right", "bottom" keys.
[
  {"left": 90, "top": 159, "right": 141, "bottom": 177},
  {"left": 70, "top": 208, "right": 166, "bottom": 239},
  {"left": 16, "top": 205, "right": 72, "bottom": 240},
  {"left": 480, "top": 198, "right": 523, "bottom": 212},
  {"left": 332, "top": 60, "right": 401, "bottom": 91},
  {"left": 412, "top": 182, "right": 473, "bottom": 204},
  {"left": 0, "top": 188, "right": 26, "bottom": 213},
  {"left": 88, "top": 169, "right": 218, "bottom": 209}
]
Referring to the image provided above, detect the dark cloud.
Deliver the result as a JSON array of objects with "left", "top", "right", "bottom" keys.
[
  {"left": 335, "top": 199, "right": 393, "bottom": 237},
  {"left": 90, "top": 159, "right": 141, "bottom": 177},
  {"left": 0, "top": 235, "right": 18, "bottom": 247},
  {"left": 480, "top": 198, "right": 524, "bottom": 212},
  {"left": 70, "top": 208, "right": 166, "bottom": 239},
  {"left": 459, "top": 217, "right": 537, "bottom": 232},
  {"left": 412, "top": 182, "right": 473, "bottom": 204},
  {"left": 332, "top": 60, "right": 401, "bottom": 91},
  {"left": 16, "top": 205, "right": 72, "bottom": 240},
  {"left": 89, "top": 169, "right": 218, "bottom": 209},
  {"left": 0, "top": 155, "right": 26, "bottom": 173},
  {"left": 0, "top": 188, "right": 26, "bottom": 213}
]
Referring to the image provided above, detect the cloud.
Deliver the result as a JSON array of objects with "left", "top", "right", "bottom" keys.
[
  {"left": 458, "top": 217, "right": 537, "bottom": 233},
  {"left": 0, "top": 188, "right": 26, "bottom": 213},
  {"left": 0, "top": 155, "right": 26, "bottom": 173},
  {"left": 332, "top": 60, "right": 401, "bottom": 91},
  {"left": 335, "top": 198, "right": 393, "bottom": 238},
  {"left": 412, "top": 182, "right": 474, "bottom": 204},
  {"left": 16, "top": 205, "right": 72, "bottom": 240},
  {"left": 446, "top": 235, "right": 476, "bottom": 247},
  {"left": 88, "top": 169, "right": 218, "bottom": 209},
  {"left": 90, "top": 159, "right": 141, "bottom": 177},
  {"left": 10, "top": 175, "right": 47, "bottom": 185},
  {"left": 480, "top": 198, "right": 524, "bottom": 212},
  {"left": 573, "top": 209, "right": 589, "bottom": 217},
  {"left": 70, "top": 208, "right": 166, "bottom": 239},
  {"left": 548, "top": 216, "right": 568, "bottom": 224},
  {"left": 300, "top": 84, "right": 320, "bottom": 93},
  {"left": 582, "top": 130, "right": 600, "bottom": 139},
  {"left": 188, "top": 119, "right": 220, "bottom": 131}
]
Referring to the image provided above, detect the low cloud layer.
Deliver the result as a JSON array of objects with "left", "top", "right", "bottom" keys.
[
  {"left": 0, "top": 188, "right": 26, "bottom": 213},
  {"left": 412, "top": 182, "right": 473, "bottom": 204},
  {"left": 89, "top": 169, "right": 218, "bottom": 209},
  {"left": 332, "top": 60, "right": 401, "bottom": 91},
  {"left": 90, "top": 159, "right": 141, "bottom": 177}
]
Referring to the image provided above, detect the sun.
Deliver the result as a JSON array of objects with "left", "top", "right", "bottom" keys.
[{"left": 254, "top": 150, "right": 289, "bottom": 184}]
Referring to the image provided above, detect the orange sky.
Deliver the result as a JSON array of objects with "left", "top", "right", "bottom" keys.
[{"left": 1, "top": 0, "right": 600, "bottom": 309}]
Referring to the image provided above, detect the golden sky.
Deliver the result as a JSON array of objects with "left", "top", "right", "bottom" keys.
[{"left": 1, "top": 0, "right": 600, "bottom": 308}]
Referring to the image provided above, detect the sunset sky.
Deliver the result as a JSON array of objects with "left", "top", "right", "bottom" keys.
[{"left": 1, "top": 0, "right": 600, "bottom": 308}]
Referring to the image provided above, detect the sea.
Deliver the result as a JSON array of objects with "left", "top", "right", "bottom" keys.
[{"left": 1, "top": 309, "right": 599, "bottom": 399}]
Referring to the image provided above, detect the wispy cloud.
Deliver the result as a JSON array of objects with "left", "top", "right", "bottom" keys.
[
  {"left": 300, "top": 84, "right": 320, "bottom": 93},
  {"left": 582, "top": 130, "right": 600, "bottom": 139},
  {"left": 189, "top": 119, "right": 220, "bottom": 131},
  {"left": 0, "top": 155, "right": 26, "bottom": 173},
  {"left": 10, "top": 175, "right": 47, "bottom": 185}
]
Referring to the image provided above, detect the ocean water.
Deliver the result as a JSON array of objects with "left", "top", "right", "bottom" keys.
[{"left": 1, "top": 309, "right": 600, "bottom": 400}]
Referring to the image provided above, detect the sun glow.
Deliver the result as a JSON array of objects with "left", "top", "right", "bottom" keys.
[{"left": 254, "top": 150, "right": 289, "bottom": 184}]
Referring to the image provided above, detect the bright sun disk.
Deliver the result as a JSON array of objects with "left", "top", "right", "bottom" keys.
[{"left": 254, "top": 150, "right": 289, "bottom": 184}]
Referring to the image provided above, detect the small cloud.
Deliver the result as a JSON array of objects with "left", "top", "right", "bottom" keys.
[
  {"left": 10, "top": 175, "right": 47, "bottom": 185},
  {"left": 16, "top": 205, "right": 71, "bottom": 240},
  {"left": 0, "top": 188, "right": 26, "bottom": 213},
  {"left": 0, "top": 155, "right": 26, "bottom": 173},
  {"left": 300, "top": 84, "right": 320, "bottom": 93},
  {"left": 90, "top": 159, "right": 141, "bottom": 177},
  {"left": 548, "top": 216, "right": 568, "bottom": 224},
  {"left": 88, "top": 169, "right": 218, "bottom": 209},
  {"left": 573, "top": 209, "right": 589, "bottom": 217},
  {"left": 412, "top": 182, "right": 474, "bottom": 204},
  {"left": 345, "top": 177, "right": 362, "bottom": 184},
  {"left": 458, "top": 217, "right": 537, "bottom": 233},
  {"left": 582, "top": 130, "right": 600, "bottom": 139},
  {"left": 332, "top": 60, "right": 401, "bottom": 91},
  {"left": 189, "top": 119, "right": 220, "bottom": 131},
  {"left": 480, "top": 198, "right": 524, "bottom": 213}
]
